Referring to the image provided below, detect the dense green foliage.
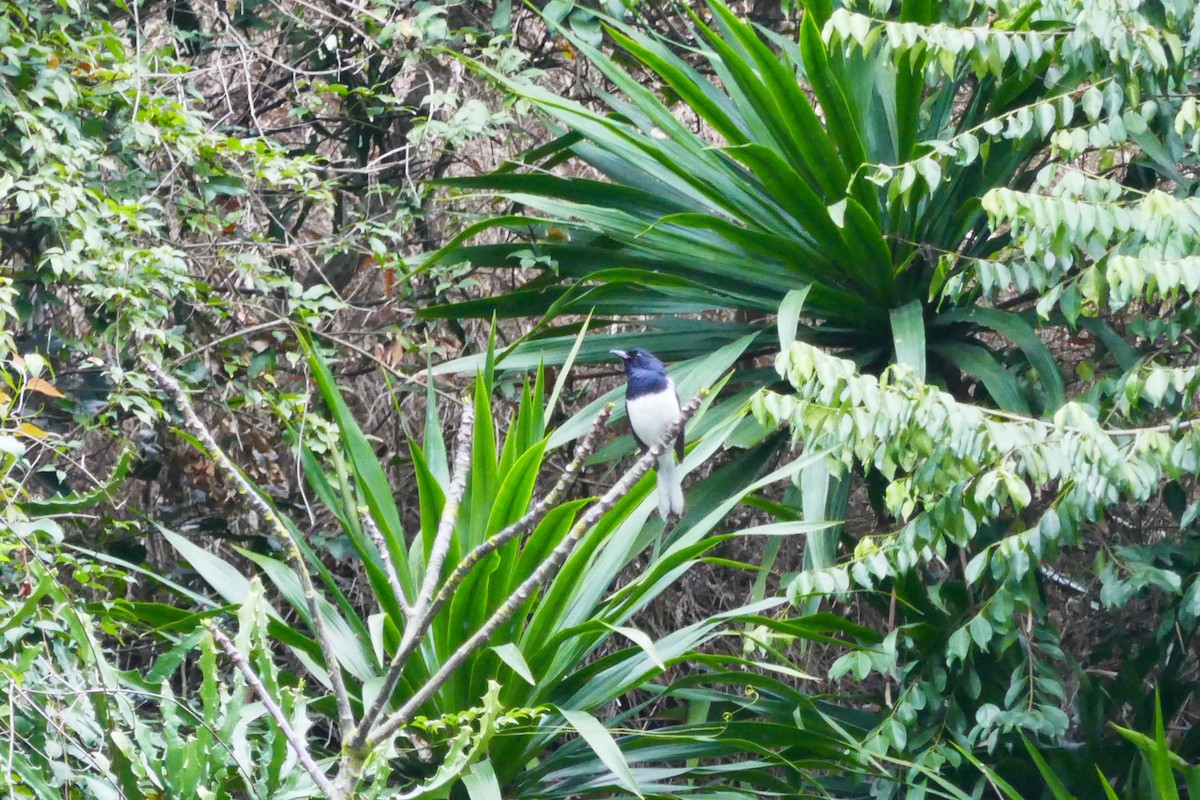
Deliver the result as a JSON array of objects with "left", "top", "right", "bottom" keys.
[
  {"left": 426, "top": 0, "right": 1200, "bottom": 790},
  {"left": 2, "top": 0, "right": 1198, "bottom": 797},
  {"left": 148, "top": 339, "right": 843, "bottom": 793}
]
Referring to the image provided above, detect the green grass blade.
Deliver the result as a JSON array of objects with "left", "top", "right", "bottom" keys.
[
  {"left": 463, "top": 760, "right": 503, "bottom": 800},
  {"left": 722, "top": 142, "right": 854, "bottom": 261},
  {"left": 547, "top": 312, "right": 591, "bottom": 415},
  {"left": 1153, "top": 689, "right": 1183, "bottom": 800},
  {"left": 800, "top": 462, "right": 839, "bottom": 571},
  {"left": 778, "top": 286, "right": 811, "bottom": 351},
  {"left": 798, "top": 10, "right": 867, "bottom": 173},
  {"left": 302, "top": 333, "right": 412, "bottom": 596},
  {"left": 606, "top": 25, "right": 748, "bottom": 147},
  {"left": 1097, "top": 771, "right": 1121, "bottom": 800},
  {"left": 467, "top": 373, "right": 499, "bottom": 551},
  {"left": 1020, "top": 735, "right": 1078, "bottom": 800},
  {"left": 840, "top": 198, "right": 895, "bottom": 300},
  {"left": 705, "top": 0, "right": 849, "bottom": 198},
  {"left": 894, "top": 0, "right": 936, "bottom": 162},
  {"left": 425, "top": 367, "right": 449, "bottom": 485},
  {"left": 159, "top": 526, "right": 251, "bottom": 603},
  {"left": 558, "top": 708, "right": 644, "bottom": 798}
]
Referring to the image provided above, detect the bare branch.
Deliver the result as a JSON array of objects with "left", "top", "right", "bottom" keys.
[
  {"left": 367, "top": 393, "right": 705, "bottom": 746},
  {"left": 360, "top": 507, "right": 412, "bottom": 620},
  {"left": 143, "top": 359, "right": 357, "bottom": 737},
  {"left": 207, "top": 623, "right": 341, "bottom": 800},
  {"left": 350, "top": 398, "right": 474, "bottom": 745},
  {"left": 415, "top": 399, "right": 475, "bottom": 622}
]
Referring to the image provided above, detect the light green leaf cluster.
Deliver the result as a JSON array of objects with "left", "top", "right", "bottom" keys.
[
  {"left": 980, "top": 186, "right": 1200, "bottom": 315},
  {"left": 827, "top": 0, "right": 1194, "bottom": 81},
  {"left": 1119, "top": 362, "right": 1200, "bottom": 413},
  {"left": 847, "top": 0, "right": 1200, "bottom": 338},
  {"left": 1177, "top": 96, "right": 1200, "bottom": 152},
  {"left": 824, "top": 9, "right": 1060, "bottom": 78},
  {"left": 754, "top": 341, "right": 1200, "bottom": 756},
  {"left": 751, "top": 340, "right": 1200, "bottom": 746},
  {"left": 874, "top": 83, "right": 1131, "bottom": 209},
  {"left": 1106, "top": 254, "right": 1200, "bottom": 309},
  {"left": 757, "top": 341, "right": 1196, "bottom": 535}
]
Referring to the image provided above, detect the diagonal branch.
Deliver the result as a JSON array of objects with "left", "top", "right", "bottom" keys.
[
  {"left": 144, "top": 359, "right": 356, "bottom": 736},
  {"left": 359, "top": 508, "right": 412, "bottom": 620},
  {"left": 365, "top": 392, "right": 705, "bottom": 747},
  {"left": 413, "top": 399, "right": 475, "bottom": 624},
  {"left": 350, "top": 398, "right": 474, "bottom": 745},
  {"left": 207, "top": 623, "right": 341, "bottom": 800}
]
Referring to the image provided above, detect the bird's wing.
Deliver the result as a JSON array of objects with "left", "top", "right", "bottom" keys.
[{"left": 672, "top": 381, "right": 685, "bottom": 460}]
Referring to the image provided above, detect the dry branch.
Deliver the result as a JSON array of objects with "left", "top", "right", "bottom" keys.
[
  {"left": 143, "top": 359, "right": 357, "bottom": 736},
  {"left": 207, "top": 623, "right": 341, "bottom": 800}
]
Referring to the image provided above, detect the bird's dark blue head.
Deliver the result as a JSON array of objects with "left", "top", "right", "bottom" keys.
[{"left": 611, "top": 347, "right": 669, "bottom": 396}]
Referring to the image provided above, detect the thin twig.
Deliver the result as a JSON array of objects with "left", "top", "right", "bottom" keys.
[
  {"left": 367, "top": 392, "right": 705, "bottom": 747},
  {"left": 143, "top": 359, "right": 357, "bottom": 737},
  {"left": 171, "top": 319, "right": 288, "bottom": 364},
  {"left": 207, "top": 623, "right": 341, "bottom": 800},
  {"left": 309, "top": 327, "right": 461, "bottom": 403},
  {"left": 978, "top": 403, "right": 1199, "bottom": 436},
  {"left": 360, "top": 508, "right": 412, "bottom": 619}
]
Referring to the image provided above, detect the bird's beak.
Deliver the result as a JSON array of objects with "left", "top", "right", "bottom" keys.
[{"left": 609, "top": 349, "right": 629, "bottom": 360}]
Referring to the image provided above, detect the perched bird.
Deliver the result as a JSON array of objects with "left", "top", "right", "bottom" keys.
[{"left": 611, "top": 348, "right": 685, "bottom": 519}]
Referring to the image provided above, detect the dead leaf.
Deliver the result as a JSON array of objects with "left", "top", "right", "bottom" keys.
[
  {"left": 16, "top": 421, "right": 49, "bottom": 439},
  {"left": 26, "top": 378, "right": 65, "bottom": 398}
]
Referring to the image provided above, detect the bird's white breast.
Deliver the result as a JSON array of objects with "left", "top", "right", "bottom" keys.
[{"left": 627, "top": 378, "right": 681, "bottom": 447}]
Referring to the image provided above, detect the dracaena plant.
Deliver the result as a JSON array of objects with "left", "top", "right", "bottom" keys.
[
  {"left": 134, "top": 332, "right": 847, "bottom": 798},
  {"left": 420, "top": 0, "right": 1071, "bottom": 416}
]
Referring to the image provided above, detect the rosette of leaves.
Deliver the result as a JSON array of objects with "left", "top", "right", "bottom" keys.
[
  {"left": 420, "top": 0, "right": 1071, "bottom": 422},
  {"left": 136, "top": 336, "right": 864, "bottom": 797}
]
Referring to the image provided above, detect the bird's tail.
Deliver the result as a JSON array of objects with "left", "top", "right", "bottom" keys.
[{"left": 655, "top": 454, "right": 685, "bottom": 519}]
